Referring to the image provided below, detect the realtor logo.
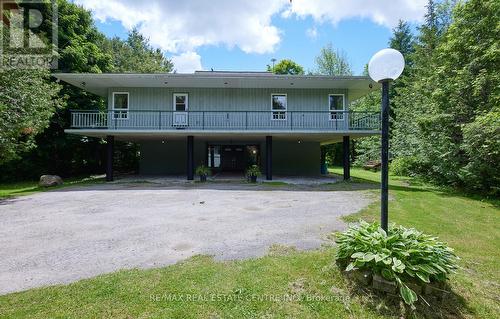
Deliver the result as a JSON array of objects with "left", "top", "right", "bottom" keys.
[{"left": 0, "top": 0, "right": 58, "bottom": 69}]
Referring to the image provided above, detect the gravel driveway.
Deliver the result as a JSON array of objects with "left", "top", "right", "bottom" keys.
[{"left": 0, "top": 182, "right": 372, "bottom": 294}]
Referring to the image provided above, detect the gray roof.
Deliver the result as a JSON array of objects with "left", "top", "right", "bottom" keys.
[{"left": 52, "top": 72, "right": 379, "bottom": 100}]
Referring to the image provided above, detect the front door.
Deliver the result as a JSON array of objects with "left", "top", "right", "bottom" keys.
[{"left": 220, "top": 146, "right": 246, "bottom": 171}]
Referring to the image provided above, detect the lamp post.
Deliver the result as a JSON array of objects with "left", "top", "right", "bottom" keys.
[{"left": 368, "top": 48, "right": 405, "bottom": 232}]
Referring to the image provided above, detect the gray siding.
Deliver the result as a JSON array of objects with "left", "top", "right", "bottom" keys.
[{"left": 108, "top": 88, "right": 349, "bottom": 112}]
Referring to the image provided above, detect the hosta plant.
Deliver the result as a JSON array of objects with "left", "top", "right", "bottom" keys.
[{"left": 335, "top": 221, "right": 459, "bottom": 307}]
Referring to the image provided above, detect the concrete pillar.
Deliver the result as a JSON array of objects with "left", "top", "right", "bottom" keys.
[
  {"left": 106, "top": 135, "right": 114, "bottom": 182},
  {"left": 266, "top": 136, "right": 272, "bottom": 180},
  {"left": 187, "top": 136, "right": 194, "bottom": 180},
  {"left": 343, "top": 136, "right": 350, "bottom": 181}
]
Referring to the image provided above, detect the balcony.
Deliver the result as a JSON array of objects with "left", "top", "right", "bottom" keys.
[{"left": 70, "top": 110, "right": 380, "bottom": 132}]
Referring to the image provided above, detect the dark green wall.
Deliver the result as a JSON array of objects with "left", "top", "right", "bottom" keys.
[
  {"left": 139, "top": 139, "right": 205, "bottom": 175},
  {"left": 139, "top": 139, "right": 320, "bottom": 176},
  {"left": 268, "top": 141, "right": 320, "bottom": 176}
]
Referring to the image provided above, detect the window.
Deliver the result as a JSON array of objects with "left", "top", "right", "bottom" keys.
[
  {"left": 112, "top": 92, "right": 129, "bottom": 119},
  {"left": 329, "top": 94, "right": 345, "bottom": 120},
  {"left": 173, "top": 93, "right": 188, "bottom": 111},
  {"left": 271, "top": 94, "right": 287, "bottom": 120}
]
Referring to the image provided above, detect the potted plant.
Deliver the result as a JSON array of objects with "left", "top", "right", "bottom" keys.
[
  {"left": 245, "top": 165, "right": 261, "bottom": 183},
  {"left": 195, "top": 165, "right": 211, "bottom": 182}
]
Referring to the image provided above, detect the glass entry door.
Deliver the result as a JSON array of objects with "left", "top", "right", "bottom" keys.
[{"left": 207, "top": 144, "right": 260, "bottom": 172}]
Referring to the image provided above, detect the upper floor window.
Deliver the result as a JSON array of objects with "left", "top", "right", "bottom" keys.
[
  {"left": 271, "top": 94, "right": 287, "bottom": 120},
  {"left": 112, "top": 92, "right": 129, "bottom": 119},
  {"left": 174, "top": 93, "right": 188, "bottom": 111},
  {"left": 329, "top": 94, "right": 345, "bottom": 120}
]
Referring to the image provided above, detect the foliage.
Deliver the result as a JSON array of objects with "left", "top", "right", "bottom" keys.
[
  {"left": 267, "top": 59, "right": 304, "bottom": 75},
  {"left": 389, "top": 156, "right": 421, "bottom": 177},
  {"left": 389, "top": 20, "right": 415, "bottom": 67},
  {"left": 314, "top": 42, "right": 352, "bottom": 76},
  {"left": 195, "top": 165, "right": 211, "bottom": 177},
  {"left": 0, "top": 0, "right": 173, "bottom": 181},
  {"left": 350, "top": 90, "right": 381, "bottom": 166},
  {"left": 336, "top": 221, "right": 459, "bottom": 306},
  {"left": 0, "top": 68, "right": 62, "bottom": 164},
  {"left": 245, "top": 165, "right": 261, "bottom": 177},
  {"left": 56, "top": 0, "right": 113, "bottom": 73},
  {"left": 388, "top": 0, "right": 500, "bottom": 193},
  {"left": 314, "top": 42, "right": 353, "bottom": 164},
  {"left": 103, "top": 28, "right": 173, "bottom": 73},
  {"left": 460, "top": 109, "right": 500, "bottom": 194}
]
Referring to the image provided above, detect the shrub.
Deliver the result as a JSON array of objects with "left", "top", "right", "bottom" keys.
[
  {"left": 195, "top": 165, "right": 211, "bottom": 176},
  {"left": 335, "top": 221, "right": 459, "bottom": 306},
  {"left": 245, "top": 165, "right": 261, "bottom": 177},
  {"left": 390, "top": 156, "right": 421, "bottom": 177}
]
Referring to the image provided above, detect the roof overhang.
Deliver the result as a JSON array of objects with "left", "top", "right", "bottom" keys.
[
  {"left": 52, "top": 72, "right": 379, "bottom": 101},
  {"left": 64, "top": 129, "right": 379, "bottom": 144}
]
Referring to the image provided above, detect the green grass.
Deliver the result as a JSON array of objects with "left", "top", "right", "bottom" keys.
[
  {"left": 262, "top": 181, "right": 289, "bottom": 186},
  {"left": 0, "top": 175, "right": 105, "bottom": 199},
  {"left": 0, "top": 169, "right": 498, "bottom": 318},
  {"left": 330, "top": 167, "right": 500, "bottom": 318}
]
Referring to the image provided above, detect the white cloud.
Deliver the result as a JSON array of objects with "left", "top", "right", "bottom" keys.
[
  {"left": 171, "top": 51, "right": 203, "bottom": 73},
  {"left": 75, "top": 0, "right": 286, "bottom": 54},
  {"left": 75, "top": 0, "right": 427, "bottom": 72},
  {"left": 306, "top": 26, "right": 318, "bottom": 39},
  {"left": 285, "top": 0, "right": 427, "bottom": 28}
]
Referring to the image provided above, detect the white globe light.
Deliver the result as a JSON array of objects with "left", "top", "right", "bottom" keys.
[{"left": 368, "top": 48, "right": 405, "bottom": 82}]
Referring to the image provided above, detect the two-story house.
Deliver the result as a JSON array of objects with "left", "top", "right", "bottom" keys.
[{"left": 54, "top": 71, "right": 380, "bottom": 181}]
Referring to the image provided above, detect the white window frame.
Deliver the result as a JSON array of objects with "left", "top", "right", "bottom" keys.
[
  {"left": 173, "top": 93, "right": 189, "bottom": 111},
  {"left": 328, "top": 93, "right": 345, "bottom": 121},
  {"left": 271, "top": 93, "right": 287, "bottom": 120},
  {"left": 112, "top": 92, "right": 129, "bottom": 119}
]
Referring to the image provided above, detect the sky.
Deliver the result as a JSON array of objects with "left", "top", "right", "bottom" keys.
[{"left": 75, "top": 0, "right": 427, "bottom": 75}]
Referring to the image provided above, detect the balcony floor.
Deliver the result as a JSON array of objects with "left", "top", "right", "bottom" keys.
[{"left": 65, "top": 128, "right": 380, "bottom": 144}]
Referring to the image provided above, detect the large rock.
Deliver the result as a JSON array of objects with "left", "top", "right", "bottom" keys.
[{"left": 39, "top": 175, "right": 63, "bottom": 187}]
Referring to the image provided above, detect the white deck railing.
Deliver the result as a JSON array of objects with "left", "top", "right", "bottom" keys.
[{"left": 70, "top": 110, "right": 380, "bottom": 131}]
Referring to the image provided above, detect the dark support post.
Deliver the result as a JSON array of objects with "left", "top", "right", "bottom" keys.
[
  {"left": 187, "top": 136, "right": 194, "bottom": 180},
  {"left": 320, "top": 146, "right": 327, "bottom": 174},
  {"left": 381, "top": 81, "right": 390, "bottom": 232},
  {"left": 106, "top": 135, "right": 114, "bottom": 182},
  {"left": 343, "top": 136, "right": 350, "bottom": 181},
  {"left": 266, "top": 136, "right": 272, "bottom": 180},
  {"left": 209, "top": 145, "right": 215, "bottom": 168}
]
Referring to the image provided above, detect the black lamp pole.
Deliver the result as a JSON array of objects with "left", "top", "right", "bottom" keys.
[{"left": 380, "top": 80, "right": 390, "bottom": 232}]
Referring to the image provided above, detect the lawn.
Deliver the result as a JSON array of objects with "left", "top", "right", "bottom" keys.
[
  {"left": 0, "top": 175, "right": 105, "bottom": 199},
  {"left": 0, "top": 168, "right": 498, "bottom": 318}
]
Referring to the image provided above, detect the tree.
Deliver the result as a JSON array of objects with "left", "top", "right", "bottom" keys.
[
  {"left": 389, "top": 20, "right": 415, "bottom": 67},
  {"left": 391, "top": 0, "right": 455, "bottom": 164},
  {"left": 389, "top": 0, "right": 499, "bottom": 193},
  {"left": 0, "top": 0, "right": 172, "bottom": 180},
  {"left": 0, "top": 69, "right": 62, "bottom": 164},
  {"left": 104, "top": 28, "right": 173, "bottom": 73},
  {"left": 4, "top": 0, "right": 116, "bottom": 180},
  {"left": 461, "top": 110, "right": 500, "bottom": 192},
  {"left": 267, "top": 59, "right": 304, "bottom": 75},
  {"left": 418, "top": 0, "right": 499, "bottom": 191},
  {"left": 387, "top": 20, "right": 415, "bottom": 123},
  {"left": 314, "top": 43, "right": 352, "bottom": 76}
]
